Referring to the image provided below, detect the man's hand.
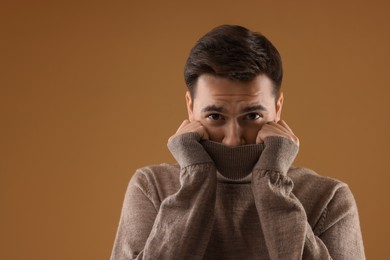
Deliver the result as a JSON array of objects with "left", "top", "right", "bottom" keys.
[
  {"left": 168, "top": 120, "right": 210, "bottom": 142},
  {"left": 256, "top": 120, "right": 299, "bottom": 146}
]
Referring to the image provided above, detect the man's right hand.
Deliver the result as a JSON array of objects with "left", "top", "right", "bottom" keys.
[{"left": 169, "top": 120, "right": 210, "bottom": 142}]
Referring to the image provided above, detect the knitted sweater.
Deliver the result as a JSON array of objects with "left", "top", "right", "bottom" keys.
[{"left": 111, "top": 133, "right": 365, "bottom": 259}]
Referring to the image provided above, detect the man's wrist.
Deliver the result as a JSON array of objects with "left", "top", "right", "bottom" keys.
[
  {"left": 254, "top": 136, "right": 299, "bottom": 174},
  {"left": 167, "top": 132, "right": 213, "bottom": 168}
]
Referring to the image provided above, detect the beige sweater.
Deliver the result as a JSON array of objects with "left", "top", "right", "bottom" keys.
[{"left": 111, "top": 133, "right": 365, "bottom": 259}]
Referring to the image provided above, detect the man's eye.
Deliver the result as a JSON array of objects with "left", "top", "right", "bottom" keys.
[
  {"left": 207, "top": 114, "right": 224, "bottom": 120},
  {"left": 245, "top": 113, "right": 262, "bottom": 120}
]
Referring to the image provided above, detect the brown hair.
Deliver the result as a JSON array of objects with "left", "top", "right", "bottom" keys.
[{"left": 184, "top": 25, "right": 283, "bottom": 99}]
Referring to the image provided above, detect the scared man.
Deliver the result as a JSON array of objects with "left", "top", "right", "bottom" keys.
[{"left": 111, "top": 25, "right": 365, "bottom": 259}]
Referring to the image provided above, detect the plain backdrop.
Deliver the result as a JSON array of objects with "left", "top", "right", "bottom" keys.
[{"left": 1, "top": 1, "right": 389, "bottom": 259}]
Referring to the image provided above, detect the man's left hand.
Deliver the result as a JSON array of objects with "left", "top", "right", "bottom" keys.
[{"left": 256, "top": 120, "right": 299, "bottom": 146}]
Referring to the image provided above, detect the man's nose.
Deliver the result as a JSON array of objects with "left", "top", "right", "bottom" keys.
[{"left": 222, "top": 121, "right": 245, "bottom": 147}]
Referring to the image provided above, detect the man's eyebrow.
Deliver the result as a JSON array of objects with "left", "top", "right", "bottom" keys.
[
  {"left": 201, "top": 105, "right": 226, "bottom": 113},
  {"left": 241, "top": 104, "right": 267, "bottom": 113}
]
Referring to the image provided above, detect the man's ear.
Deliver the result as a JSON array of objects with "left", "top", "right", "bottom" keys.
[
  {"left": 185, "top": 91, "right": 195, "bottom": 121},
  {"left": 275, "top": 92, "right": 284, "bottom": 121}
]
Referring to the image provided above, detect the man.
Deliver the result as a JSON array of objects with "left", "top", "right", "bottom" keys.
[{"left": 111, "top": 25, "right": 365, "bottom": 259}]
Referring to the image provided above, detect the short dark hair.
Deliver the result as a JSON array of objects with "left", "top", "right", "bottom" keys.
[{"left": 184, "top": 25, "right": 283, "bottom": 99}]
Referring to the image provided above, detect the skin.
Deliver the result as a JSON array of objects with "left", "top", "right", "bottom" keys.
[{"left": 170, "top": 74, "right": 299, "bottom": 147}]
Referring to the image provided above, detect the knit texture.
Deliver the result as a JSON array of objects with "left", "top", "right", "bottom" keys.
[{"left": 111, "top": 133, "right": 365, "bottom": 259}]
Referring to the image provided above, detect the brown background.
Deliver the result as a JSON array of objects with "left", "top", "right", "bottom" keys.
[{"left": 1, "top": 0, "right": 389, "bottom": 259}]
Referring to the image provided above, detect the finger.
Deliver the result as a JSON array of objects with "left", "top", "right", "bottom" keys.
[
  {"left": 256, "top": 134, "right": 264, "bottom": 144},
  {"left": 176, "top": 119, "right": 190, "bottom": 133},
  {"left": 277, "top": 120, "right": 300, "bottom": 146},
  {"left": 277, "top": 120, "right": 293, "bottom": 133},
  {"left": 264, "top": 121, "right": 290, "bottom": 135},
  {"left": 200, "top": 125, "right": 209, "bottom": 140},
  {"left": 257, "top": 124, "right": 285, "bottom": 141},
  {"left": 180, "top": 121, "right": 209, "bottom": 140},
  {"left": 256, "top": 124, "right": 275, "bottom": 144},
  {"left": 257, "top": 122, "right": 299, "bottom": 146}
]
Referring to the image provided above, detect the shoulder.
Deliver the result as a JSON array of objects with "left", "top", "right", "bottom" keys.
[
  {"left": 289, "top": 166, "right": 348, "bottom": 196},
  {"left": 129, "top": 163, "right": 181, "bottom": 203},
  {"left": 288, "top": 166, "right": 354, "bottom": 202},
  {"left": 288, "top": 167, "right": 357, "bottom": 230}
]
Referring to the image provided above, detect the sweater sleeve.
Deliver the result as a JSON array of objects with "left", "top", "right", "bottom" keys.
[
  {"left": 251, "top": 136, "right": 365, "bottom": 260},
  {"left": 111, "top": 132, "right": 217, "bottom": 260}
]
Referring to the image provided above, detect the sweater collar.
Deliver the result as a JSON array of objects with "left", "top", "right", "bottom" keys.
[{"left": 201, "top": 140, "right": 264, "bottom": 182}]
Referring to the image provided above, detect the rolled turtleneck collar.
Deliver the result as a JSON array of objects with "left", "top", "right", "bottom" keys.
[{"left": 201, "top": 140, "right": 264, "bottom": 183}]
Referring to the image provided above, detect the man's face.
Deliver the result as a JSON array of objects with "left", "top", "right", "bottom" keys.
[{"left": 186, "top": 74, "right": 283, "bottom": 147}]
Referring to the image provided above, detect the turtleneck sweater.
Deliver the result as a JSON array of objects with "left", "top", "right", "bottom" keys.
[{"left": 111, "top": 133, "right": 365, "bottom": 259}]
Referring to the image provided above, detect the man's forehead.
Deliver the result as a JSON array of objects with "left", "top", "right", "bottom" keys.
[
  {"left": 200, "top": 103, "right": 268, "bottom": 113},
  {"left": 195, "top": 74, "right": 273, "bottom": 97}
]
